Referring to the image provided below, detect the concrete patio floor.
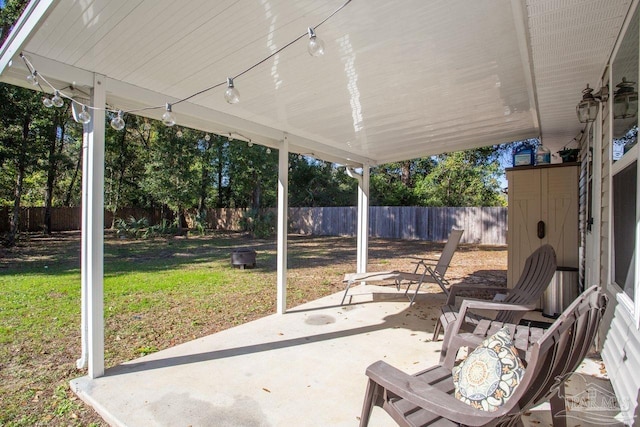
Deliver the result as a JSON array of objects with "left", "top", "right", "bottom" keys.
[{"left": 70, "top": 284, "right": 624, "bottom": 426}]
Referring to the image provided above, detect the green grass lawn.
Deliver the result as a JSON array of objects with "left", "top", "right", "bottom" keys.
[
  {"left": 0, "top": 231, "right": 505, "bottom": 426},
  {"left": 0, "top": 231, "right": 355, "bottom": 426}
]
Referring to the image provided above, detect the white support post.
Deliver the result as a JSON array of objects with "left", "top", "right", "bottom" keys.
[
  {"left": 76, "top": 111, "right": 89, "bottom": 370},
  {"left": 82, "top": 74, "right": 106, "bottom": 378},
  {"left": 276, "top": 136, "right": 289, "bottom": 314},
  {"left": 357, "top": 165, "right": 370, "bottom": 273}
]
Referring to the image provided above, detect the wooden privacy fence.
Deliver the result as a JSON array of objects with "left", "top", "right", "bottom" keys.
[
  {"left": 289, "top": 206, "right": 507, "bottom": 244},
  {"left": 1, "top": 206, "right": 507, "bottom": 245},
  {"left": 0, "top": 207, "right": 165, "bottom": 233}
]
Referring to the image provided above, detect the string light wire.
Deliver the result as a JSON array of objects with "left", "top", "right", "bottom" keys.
[{"left": 19, "top": 0, "right": 352, "bottom": 123}]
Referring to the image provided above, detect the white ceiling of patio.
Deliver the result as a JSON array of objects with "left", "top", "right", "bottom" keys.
[{"left": 0, "top": 0, "right": 633, "bottom": 166}]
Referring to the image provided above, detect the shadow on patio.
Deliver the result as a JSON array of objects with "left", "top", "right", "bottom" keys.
[
  {"left": 71, "top": 283, "right": 622, "bottom": 426},
  {"left": 71, "top": 284, "right": 446, "bottom": 426}
]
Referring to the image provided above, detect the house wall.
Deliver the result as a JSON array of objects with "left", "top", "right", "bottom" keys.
[{"left": 596, "top": 4, "right": 640, "bottom": 422}]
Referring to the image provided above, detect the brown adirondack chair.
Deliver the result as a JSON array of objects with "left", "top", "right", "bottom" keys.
[
  {"left": 433, "top": 244, "right": 557, "bottom": 343},
  {"left": 342, "top": 229, "right": 464, "bottom": 306},
  {"left": 359, "top": 285, "right": 607, "bottom": 427}
]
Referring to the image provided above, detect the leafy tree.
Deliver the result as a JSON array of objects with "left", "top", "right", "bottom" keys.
[
  {"left": 58, "top": 131, "right": 83, "bottom": 207},
  {"left": 370, "top": 158, "right": 436, "bottom": 206},
  {"left": 0, "top": 0, "right": 27, "bottom": 46},
  {"left": 104, "top": 114, "right": 151, "bottom": 226},
  {"left": 225, "top": 140, "right": 277, "bottom": 209},
  {"left": 0, "top": 84, "right": 50, "bottom": 244},
  {"left": 288, "top": 155, "right": 356, "bottom": 207},
  {"left": 414, "top": 151, "right": 506, "bottom": 207},
  {"left": 212, "top": 136, "right": 229, "bottom": 208},
  {"left": 42, "top": 102, "right": 74, "bottom": 233},
  {"left": 140, "top": 126, "right": 199, "bottom": 232}
]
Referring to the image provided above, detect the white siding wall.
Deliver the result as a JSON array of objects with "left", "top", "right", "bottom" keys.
[
  {"left": 598, "top": 64, "right": 640, "bottom": 423},
  {"left": 601, "top": 302, "right": 640, "bottom": 422}
]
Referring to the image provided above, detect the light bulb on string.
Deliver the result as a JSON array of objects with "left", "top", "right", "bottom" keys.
[
  {"left": 110, "top": 110, "right": 125, "bottom": 130},
  {"left": 19, "top": 0, "right": 352, "bottom": 133},
  {"left": 204, "top": 134, "right": 211, "bottom": 141},
  {"left": 52, "top": 91, "right": 64, "bottom": 108},
  {"left": 248, "top": 141, "right": 254, "bottom": 147},
  {"left": 77, "top": 105, "right": 91, "bottom": 124},
  {"left": 307, "top": 27, "right": 325, "bottom": 57},
  {"left": 162, "top": 103, "right": 176, "bottom": 126},
  {"left": 266, "top": 148, "right": 271, "bottom": 154},
  {"left": 26, "top": 72, "right": 38, "bottom": 85},
  {"left": 42, "top": 96, "right": 53, "bottom": 108},
  {"left": 176, "top": 130, "right": 183, "bottom": 138},
  {"left": 224, "top": 78, "right": 240, "bottom": 104}
]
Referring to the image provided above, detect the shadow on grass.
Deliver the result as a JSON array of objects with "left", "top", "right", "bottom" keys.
[{"left": 1, "top": 231, "right": 502, "bottom": 278}]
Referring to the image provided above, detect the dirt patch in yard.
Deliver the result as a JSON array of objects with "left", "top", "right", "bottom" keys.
[{"left": 0, "top": 232, "right": 506, "bottom": 426}]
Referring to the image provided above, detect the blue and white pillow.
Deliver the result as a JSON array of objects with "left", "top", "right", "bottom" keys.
[{"left": 452, "top": 327, "right": 525, "bottom": 412}]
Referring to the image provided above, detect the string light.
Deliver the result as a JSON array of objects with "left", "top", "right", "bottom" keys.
[
  {"left": 224, "top": 77, "right": 240, "bottom": 104},
  {"left": 51, "top": 90, "right": 64, "bottom": 107},
  {"left": 26, "top": 71, "right": 38, "bottom": 85},
  {"left": 19, "top": 0, "right": 353, "bottom": 129},
  {"left": 204, "top": 133, "right": 211, "bottom": 141},
  {"left": 77, "top": 106, "right": 91, "bottom": 124},
  {"left": 161, "top": 103, "right": 176, "bottom": 126},
  {"left": 110, "top": 110, "right": 125, "bottom": 130},
  {"left": 176, "top": 130, "right": 183, "bottom": 138},
  {"left": 307, "top": 27, "right": 325, "bottom": 57}
]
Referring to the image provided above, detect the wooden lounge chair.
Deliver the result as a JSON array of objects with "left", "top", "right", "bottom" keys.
[
  {"left": 359, "top": 285, "right": 607, "bottom": 427},
  {"left": 433, "top": 244, "right": 557, "bottom": 342},
  {"left": 341, "top": 229, "right": 464, "bottom": 306}
]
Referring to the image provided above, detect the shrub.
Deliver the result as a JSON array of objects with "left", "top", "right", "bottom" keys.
[
  {"left": 115, "top": 216, "right": 149, "bottom": 238},
  {"left": 240, "top": 209, "right": 275, "bottom": 239}
]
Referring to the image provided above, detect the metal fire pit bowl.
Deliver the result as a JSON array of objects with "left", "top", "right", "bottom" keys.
[{"left": 231, "top": 248, "right": 257, "bottom": 269}]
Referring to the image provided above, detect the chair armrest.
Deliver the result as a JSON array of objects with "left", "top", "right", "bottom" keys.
[
  {"left": 459, "top": 299, "right": 535, "bottom": 313},
  {"left": 365, "top": 361, "right": 497, "bottom": 425},
  {"left": 448, "top": 300, "right": 535, "bottom": 340},
  {"left": 446, "top": 284, "right": 509, "bottom": 305},
  {"left": 407, "top": 256, "right": 439, "bottom": 263}
]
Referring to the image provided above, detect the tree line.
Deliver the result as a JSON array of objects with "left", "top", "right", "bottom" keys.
[{"left": 0, "top": 0, "right": 529, "bottom": 247}]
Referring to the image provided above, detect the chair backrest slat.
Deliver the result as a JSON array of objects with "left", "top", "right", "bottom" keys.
[
  {"left": 501, "top": 286, "right": 607, "bottom": 418},
  {"left": 433, "top": 229, "right": 464, "bottom": 277},
  {"left": 496, "top": 244, "right": 557, "bottom": 323}
]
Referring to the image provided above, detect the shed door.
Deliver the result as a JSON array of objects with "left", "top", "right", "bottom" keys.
[{"left": 507, "top": 168, "right": 542, "bottom": 286}]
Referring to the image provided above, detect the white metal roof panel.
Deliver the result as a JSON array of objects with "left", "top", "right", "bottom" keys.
[
  {"left": 0, "top": 0, "right": 633, "bottom": 164},
  {"left": 527, "top": 0, "right": 632, "bottom": 149}
]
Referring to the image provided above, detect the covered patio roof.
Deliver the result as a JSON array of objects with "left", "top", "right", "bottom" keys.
[{"left": 0, "top": 0, "right": 632, "bottom": 165}]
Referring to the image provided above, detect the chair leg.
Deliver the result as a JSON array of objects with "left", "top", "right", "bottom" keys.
[
  {"left": 550, "top": 385, "right": 567, "bottom": 427},
  {"left": 409, "top": 281, "right": 422, "bottom": 306},
  {"left": 359, "top": 379, "right": 379, "bottom": 427},
  {"left": 439, "top": 320, "right": 456, "bottom": 365},
  {"left": 432, "top": 318, "right": 442, "bottom": 341},
  {"left": 341, "top": 280, "right": 353, "bottom": 305}
]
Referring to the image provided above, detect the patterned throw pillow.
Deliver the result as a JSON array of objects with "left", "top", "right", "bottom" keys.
[{"left": 451, "top": 327, "right": 525, "bottom": 412}]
